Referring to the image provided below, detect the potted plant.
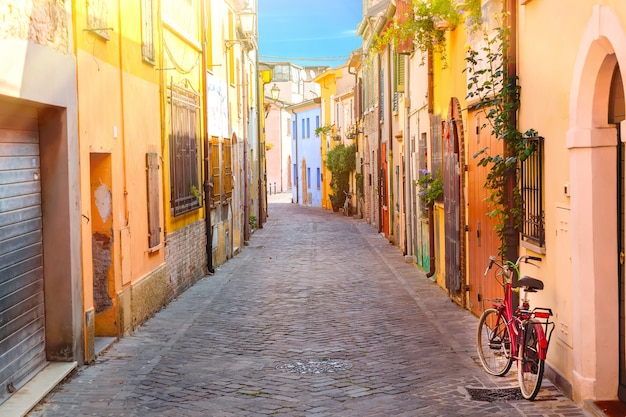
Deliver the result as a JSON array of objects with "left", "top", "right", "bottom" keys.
[{"left": 415, "top": 169, "right": 443, "bottom": 209}]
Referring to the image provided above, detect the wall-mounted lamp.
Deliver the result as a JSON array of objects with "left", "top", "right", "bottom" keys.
[
  {"left": 224, "top": 4, "right": 257, "bottom": 50},
  {"left": 238, "top": 6, "right": 256, "bottom": 35},
  {"left": 270, "top": 83, "right": 280, "bottom": 100}
]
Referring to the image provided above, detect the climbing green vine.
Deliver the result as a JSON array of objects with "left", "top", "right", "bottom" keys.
[
  {"left": 372, "top": 0, "right": 482, "bottom": 64},
  {"left": 464, "top": 10, "right": 539, "bottom": 257}
]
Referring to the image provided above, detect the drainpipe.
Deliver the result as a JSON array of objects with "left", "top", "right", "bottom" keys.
[
  {"left": 201, "top": 0, "right": 214, "bottom": 273},
  {"left": 403, "top": 54, "right": 410, "bottom": 257},
  {"left": 387, "top": 46, "right": 394, "bottom": 240},
  {"left": 505, "top": 0, "right": 519, "bottom": 305},
  {"left": 254, "top": 2, "right": 266, "bottom": 228}
]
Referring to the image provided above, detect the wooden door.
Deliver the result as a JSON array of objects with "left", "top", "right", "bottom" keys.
[{"left": 467, "top": 111, "right": 503, "bottom": 317}]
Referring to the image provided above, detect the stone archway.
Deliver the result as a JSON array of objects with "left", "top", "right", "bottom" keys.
[{"left": 568, "top": 4, "right": 626, "bottom": 402}]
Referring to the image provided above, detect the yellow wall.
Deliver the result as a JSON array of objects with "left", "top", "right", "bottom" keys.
[
  {"left": 314, "top": 69, "right": 341, "bottom": 210},
  {"left": 74, "top": 0, "right": 164, "bottom": 328},
  {"left": 161, "top": 0, "right": 206, "bottom": 232}
]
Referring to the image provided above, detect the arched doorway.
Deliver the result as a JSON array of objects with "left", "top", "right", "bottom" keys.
[
  {"left": 611, "top": 64, "right": 626, "bottom": 401},
  {"left": 568, "top": 5, "right": 626, "bottom": 401}
]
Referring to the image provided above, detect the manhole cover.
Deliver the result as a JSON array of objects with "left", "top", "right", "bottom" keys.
[
  {"left": 466, "top": 387, "right": 524, "bottom": 402},
  {"left": 276, "top": 358, "right": 352, "bottom": 374}
]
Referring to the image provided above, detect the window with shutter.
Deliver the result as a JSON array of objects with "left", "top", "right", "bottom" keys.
[
  {"left": 169, "top": 81, "right": 201, "bottom": 216},
  {"left": 146, "top": 152, "right": 160, "bottom": 248}
]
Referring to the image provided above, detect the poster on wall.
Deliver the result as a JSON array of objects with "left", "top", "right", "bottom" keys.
[{"left": 206, "top": 72, "right": 229, "bottom": 138}]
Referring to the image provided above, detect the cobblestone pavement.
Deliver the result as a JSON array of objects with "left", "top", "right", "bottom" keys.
[{"left": 27, "top": 195, "right": 591, "bottom": 417}]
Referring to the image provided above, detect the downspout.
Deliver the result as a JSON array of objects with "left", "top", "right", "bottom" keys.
[
  {"left": 403, "top": 54, "right": 410, "bottom": 257},
  {"left": 426, "top": 49, "right": 435, "bottom": 279},
  {"left": 255, "top": 2, "right": 265, "bottom": 228},
  {"left": 505, "top": 0, "right": 519, "bottom": 295},
  {"left": 201, "top": 0, "right": 214, "bottom": 273},
  {"left": 377, "top": 53, "right": 383, "bottom": 233}
]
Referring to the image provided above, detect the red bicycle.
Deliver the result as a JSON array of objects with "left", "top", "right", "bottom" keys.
[{"left": 476, "top": 255, "right": 555, "bottom": 400}]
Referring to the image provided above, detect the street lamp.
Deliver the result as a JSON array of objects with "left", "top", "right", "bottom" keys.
[
  {"left": 225, "top": 5, "right": 256, "bottom": 50},
  {"left": 270, "top": 83, "right": 280, "bottom": 100},
  {"left": 238, "top": 5, "right": 256, "bottom": 35}
]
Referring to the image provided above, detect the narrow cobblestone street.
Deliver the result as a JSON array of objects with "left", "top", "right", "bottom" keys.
[{"left": 26, "top": 195, "right": 591, "bottom": 417}]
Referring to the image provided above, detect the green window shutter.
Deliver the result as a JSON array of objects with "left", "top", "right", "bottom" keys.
[{"left": 395, "top": 54, "right": 405, "bottom": 93}]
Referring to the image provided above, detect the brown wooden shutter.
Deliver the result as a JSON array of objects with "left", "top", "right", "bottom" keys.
[{"left": 146, "top": 152, "right": 160, "bottom": 248}]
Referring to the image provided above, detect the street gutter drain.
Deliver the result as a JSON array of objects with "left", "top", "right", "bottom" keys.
[
  {"left": 276, "top": 359, "right": 352, "bottom": 374},
  {"left": 466, "top": 387, "right": 524, "bottom": 402}
]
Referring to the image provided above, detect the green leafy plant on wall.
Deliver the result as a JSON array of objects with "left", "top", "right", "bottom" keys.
[
  {"left": 464, "top": 10, "right": 539, "bottom": 257},
  {"left": 372, "top": 0, "right": 482, "bottom": 64},
  {"left": 249, "top": 215, "right": 258, "bottom": 231},
  {"left": 315, "top": 124, "right": 334, "bottom": 137},
  {"left": 190, "top": 184, "right": 202, "bottom": 200},
  {"left": 415, "top": 169, "right": 443, "bottom": 208}
]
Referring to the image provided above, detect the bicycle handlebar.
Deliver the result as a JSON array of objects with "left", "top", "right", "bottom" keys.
[{"left": 483, "top": 255, "right": 541, "bottom": 277}]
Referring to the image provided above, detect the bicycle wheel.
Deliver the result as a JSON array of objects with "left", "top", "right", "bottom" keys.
[
  {"left": 518, "top": 320, "right": 545, "bottom": 400},
  {"left": 477, "top": 308, "right": 513, "bottom": 376}
]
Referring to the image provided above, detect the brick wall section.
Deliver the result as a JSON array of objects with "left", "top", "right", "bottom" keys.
[{"left": 164, "top": 220, "right": 207, "bottom": 301}]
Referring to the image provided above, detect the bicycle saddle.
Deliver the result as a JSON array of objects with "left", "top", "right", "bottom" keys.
[{"left": 513, "top": 276, "right": 544, "bottom": 292}]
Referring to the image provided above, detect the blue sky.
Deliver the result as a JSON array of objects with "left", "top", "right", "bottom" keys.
[{"left": 258, "top": 0, "right": 363, "bottom": 67}]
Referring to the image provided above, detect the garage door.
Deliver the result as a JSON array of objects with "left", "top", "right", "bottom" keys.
[{"left": 0, "top": 104, "right": 46, "bottom": 403}]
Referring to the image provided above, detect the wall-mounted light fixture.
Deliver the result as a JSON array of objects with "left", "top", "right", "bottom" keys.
[
  {"left": 270, "top": 83, "right": 280, "bottom": 100},
  {"left": 224, "top": 4, "right": 257, "bottom": 50}
]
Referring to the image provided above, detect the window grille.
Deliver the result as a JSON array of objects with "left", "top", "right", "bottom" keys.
[
  {"left": 520, "top": 136, "right": 545, "bottom": 247},
  {"left": 169, "top": 81, "right": 201, "bottom": 216}
]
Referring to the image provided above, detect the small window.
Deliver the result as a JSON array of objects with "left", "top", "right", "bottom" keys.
[
  {"left": 316, "top": 168, "right": 321, "bottom": 189},
  {"left": 520, "top": 137, "right": 545, "bottom": 247},
  {"left": 273, "top": 65, "right": 290, "bottom": 82},
  {"left": 141, "top": 0, "right": 155, "bottom": 63},
  {"left": 306, "top": 118, "right": 310, "bottom": 138},
  {"left": 307, "top": 168, "right": 311, "bottom": 188},
  {"left": 169, "top": 81, "right": 201, "bottom": 216}
]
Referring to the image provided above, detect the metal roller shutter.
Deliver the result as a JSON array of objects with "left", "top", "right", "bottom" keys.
[{"left": 0, "top": 105, "right": 46, "bottom": 404}]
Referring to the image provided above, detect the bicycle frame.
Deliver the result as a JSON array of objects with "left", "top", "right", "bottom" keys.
[{"left": 484, "top": 256, "right": 554, "bottom": 362}]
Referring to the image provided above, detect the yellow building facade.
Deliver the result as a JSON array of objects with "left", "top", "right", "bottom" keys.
[{"left": 74, "top": 0, "right": 166, "bottom": 360}]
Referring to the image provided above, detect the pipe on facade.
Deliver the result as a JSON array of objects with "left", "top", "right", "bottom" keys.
[
  {"left": 201, "top": 0, "right": 214, "bottom": 273},
  {"left": 403, "top": 54, "right": 410, "bottom": 257},
  {"left": 387, "top": 46, "right": 394, "bottom": 240}
]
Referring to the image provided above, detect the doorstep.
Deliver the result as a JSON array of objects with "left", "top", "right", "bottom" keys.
[{"left": 0, "top": 361, "right": 77, "bottom": 417}]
